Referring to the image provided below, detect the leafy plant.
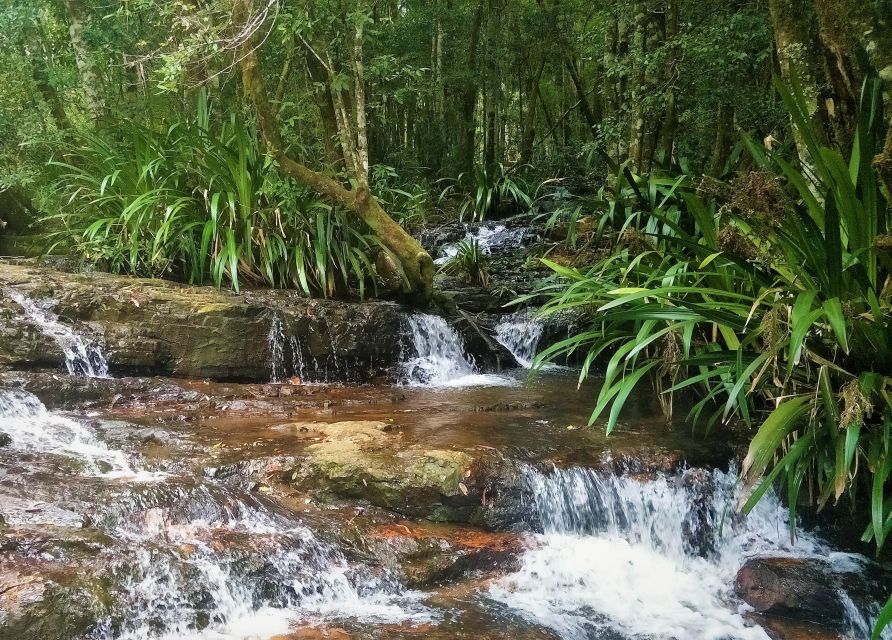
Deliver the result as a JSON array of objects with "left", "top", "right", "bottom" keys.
[
  {"left": 530, "top": 76, "right": 892, "bottom": 553},
  {"left": 440, "top": 163, "right": 533, "bottom": 222},
  {"left": 439, "top": 238, "right": 491, "bottom": 287},
  {"left": 48, "top": 93, "right": 392, "bottom": 298}
]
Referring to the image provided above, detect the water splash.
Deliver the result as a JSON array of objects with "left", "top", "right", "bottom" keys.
[
  {"left": 0, "top": 389, "right": 140, "bottom": 477},
  {"left": 401, "top": 314, "right": 516, "bottom": 387},
  {"left": 435, "top": 222, "right": 528, "bottom": 265},
  {"left": 5, "top": 288, "right": 109, "bottom": 377},
  {"left": 494, "top": 314, "right": 543, "bottom": 369},
  {"left": 490, "top": 466, "right": 887, "bottom": 640},
  {"left": 268, "top": 314, "right": 285, "bottom": 383},
  {"left": 99, "top": 485, "right": 432, "bottom": 639}
]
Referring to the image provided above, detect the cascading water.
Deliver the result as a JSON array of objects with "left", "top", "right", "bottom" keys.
[
  {"left": 98, "top": 485, "right": 431, "bottom": 640},
  {"left": 5, "top": 288, "right": 109, "bottom": 377},
  {"left": 401, "top": 313, "right": 516, "bottom": 387},
  {"left": 494, "top": 314, "right": 544, "bottom": 369},
  {"left": 0, "top": 389, "right": 138, "bottom": 477},
  {"left": 0, "top": 386, "right": 431, "bottom": 638},
  {"left": 268, "top": 314, "right": 286, "bottom": 383},
  {"left": 435, "top": 222, "right": 528, "bottom": 265},
  {"left": 490, "top": 466, "right": 889, "bottom": 640}
]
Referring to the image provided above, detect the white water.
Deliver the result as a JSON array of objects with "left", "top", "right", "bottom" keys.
[
  {"left": 401, "top": 314, "right": 517, "bottom": 387},
  {"left": 106, "top": 491, "right": 432, "bottom": 640},
  {"left": 490, "top": 466, "right": 886, "bottom": 640},
  {"left": 268, "top": 314, "right": 286, "bottom": 383},
  {"left": 494, "top": 314, "right": 544, "bottom": 368},
  {"left": 5, "top": 288, "right": 109, "bottom": 377},
  {"left": 435, "top": 222, "right": 528, "bottom": 265},
  {"left": 0, "top": 389, "right": 141, "bottom": 477}
]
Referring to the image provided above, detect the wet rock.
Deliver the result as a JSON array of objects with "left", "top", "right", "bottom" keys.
[
  {"left": 285, "top": 421, "right": 527, "bottom": 528},
  {"left": 745, "top": 614, "right": 845, "bottom": 640},
  {"left": 680, "top": 468, "right": 716, "bottom": 557},
  {"left": 417, "top": 223, "right": 467, "bottom": 256},
  {"left": 271, "top": 629, "right": 352, "bottom": 640},
  {"left": 0, "top": 263, "right": 406, "bottom": 382},
  {"left": 357, "top": 522, "right": 524, "bottom": 588},
  {"left": 0, "top": 568, "right": 107, "bottom": 640},
  {"left": 734, "top": 557, "right": 848, "bottom": 629},
  {"left": 0, "top": 432, "right": 11, "bottom": 448}
]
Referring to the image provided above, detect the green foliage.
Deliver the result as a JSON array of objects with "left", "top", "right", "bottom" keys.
[
  {"left": 441, "top": 163, "right": 533, "bottom": 222},
  {"left": 369, "top": 164, "right": 430, "bottom": 230},
  {"left": 439, "top": 238, "right": 490, "bottom": 287},
  {"left": 531, "top": 76, "right": 892, "bottom": 550},
  {"left": 48, "top": 96, "right": 390, "bottom": 298}
]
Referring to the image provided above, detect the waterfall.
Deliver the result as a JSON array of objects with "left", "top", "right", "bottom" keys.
[
  {"left": 435, "top": 222, "right": 529, "bottom": 265},
  {"left": 0, "top": 389, "right": 140, "bottom": 477},
  {"left": 490, "top": 466, "right": 886, "bottom": 640},
  {"left": 101, "top": 486, "right": 432, "bottom": 640},
  {"left": 494, "top": 314, "right": 544, "bottom": 368},
  {"left": 268, "top": 314, "right": 285, "bottom": 383},
  {"left": 5, "top": 288, "right": 109, "bottom": 378},
  {"left": 401, "top": 314, "right": 516, "bottom": 387}
]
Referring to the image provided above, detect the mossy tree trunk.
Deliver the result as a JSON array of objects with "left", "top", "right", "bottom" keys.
[{"left": 232, "top": 0, "right": 433, "bottom": 301}]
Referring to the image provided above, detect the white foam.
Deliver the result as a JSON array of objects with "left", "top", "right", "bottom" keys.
[
  {"left": 5, "top": 288, "right": 109, "bottom": 377},
  {"left": 489, "top": 467, "right": 884, "bottom": 640},
  {"left": 0, "top": 389, "right": 143, "bottom": 477},
  {"left": 401, "top": 314, "right": 516, "bottom": 387}
]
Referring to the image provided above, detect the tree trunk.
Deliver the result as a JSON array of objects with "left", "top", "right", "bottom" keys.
[
  {"left": 627, "top": 0, "right": 648, "bottom": 171},
  {"left": 565, "top": 57, "right": 597, "bottom": 134},
  {"left": 769, "top": 0, "right": 831, "bottom": 158},
  {"left": 708, "top": 103, "right": 735, "bottom": 177},
  {"left": 303, "top": 43, "right": 344, "bottom": 170},
  {"left": 233, "top": 0, "right": 433, "bottom": 301},
  {"left": 62, "top": 0, "right": 104, "bottom": 119},
  {"left": 520, "top": 53, "right": 546, "bottom": 166},
  {"left": 456, "top": 0, "right": 486, "bottom": 173},
  {"left": 656, "top": 0, "right": 679, "bottom": 166}
]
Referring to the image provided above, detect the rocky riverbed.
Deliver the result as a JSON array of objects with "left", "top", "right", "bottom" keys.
[{"left": 1, "top": 261, "right": 890, "bottom": 640}]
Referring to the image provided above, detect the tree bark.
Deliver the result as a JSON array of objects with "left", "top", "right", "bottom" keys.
[
  {"left": 62, "top": 0, "right": 104, "bottom": 119},
  {"left": 233, "top": 0, "right": 433, "bottom": 301},
  {"left": 520, "top": 53, "right": 546, "bottom": 165},
  {"left": 708, "top": 102, "right": 735, "bottom": 177},
  {"left": 455, "top": 0, "right": 486, "bottom": 173},
  {"left": 769, "top": 0, "right": 831, "bottom": 158}
]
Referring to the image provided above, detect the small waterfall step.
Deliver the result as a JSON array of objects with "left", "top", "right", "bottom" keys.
[
  {"left": 4, "top": 287, "right": 109, "bottom": 378},
  {"left": 400, "top": 313, "right": 517, "bottom": 387},
  {"left": 494, "top": 313, "right": 544, "bottom": 369},
  {"left": 489, "top": 466, "right": 891, "bottom": 640}
]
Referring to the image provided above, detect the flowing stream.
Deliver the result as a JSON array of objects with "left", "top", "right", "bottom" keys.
[
  {"left": 490, "top": 466, "right": 888, "bottom": 640},
  {"left": 401, "top": 313, "right": 517, "bottom": 387},
  {"left": 435, "top": 222, "right": 529, "bottom": 265},
  {"left": 494, "top": 314, "right": 544, "bottom": 369},
  {"left": 5, "top": 288, "right": 109, "bottom": 377},
  {"left": 2, "top": 334, "right": 889, "bottom": 639},
  {"left": 0, "top": 389, "right": 431, "bottom": 639}
]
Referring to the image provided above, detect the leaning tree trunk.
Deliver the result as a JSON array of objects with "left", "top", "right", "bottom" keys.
[{"left": 232, "top": 0, "right": 433, "bottom": 301}]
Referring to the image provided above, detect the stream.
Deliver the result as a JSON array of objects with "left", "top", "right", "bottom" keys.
[{"left": 1, "top": 285, "right": 890, "bottom": 640}]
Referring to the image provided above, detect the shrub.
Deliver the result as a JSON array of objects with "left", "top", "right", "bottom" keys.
[
  {"left": 439, "top": 238, "right": 490, "bottom": 287},
  {"left": 532, "top": 77, "right": 892, "bottom": 554},
  {"left": 48, "top": 93, "right": 396, "bottom": 298}
]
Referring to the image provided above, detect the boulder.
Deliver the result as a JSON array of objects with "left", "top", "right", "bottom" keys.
[
  {"left": 0, "top": 263, "right": 405, "bottom": 382},
  {"left": 284, "top": 421, "right": 527, "bottom": 528},
  {"left": 355, "top": 522, "right": 524, "bottom": 588},
  {"left": 734, "top": 557, "right": 847, "bottom": 629}
]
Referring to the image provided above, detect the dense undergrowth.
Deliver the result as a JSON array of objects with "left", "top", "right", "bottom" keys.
[
  {"left": 529, "top": 78, "right": 892, "bottom": 585},
  {"left": 47, "top": 93, "right": 400, "bottom": 298}
]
